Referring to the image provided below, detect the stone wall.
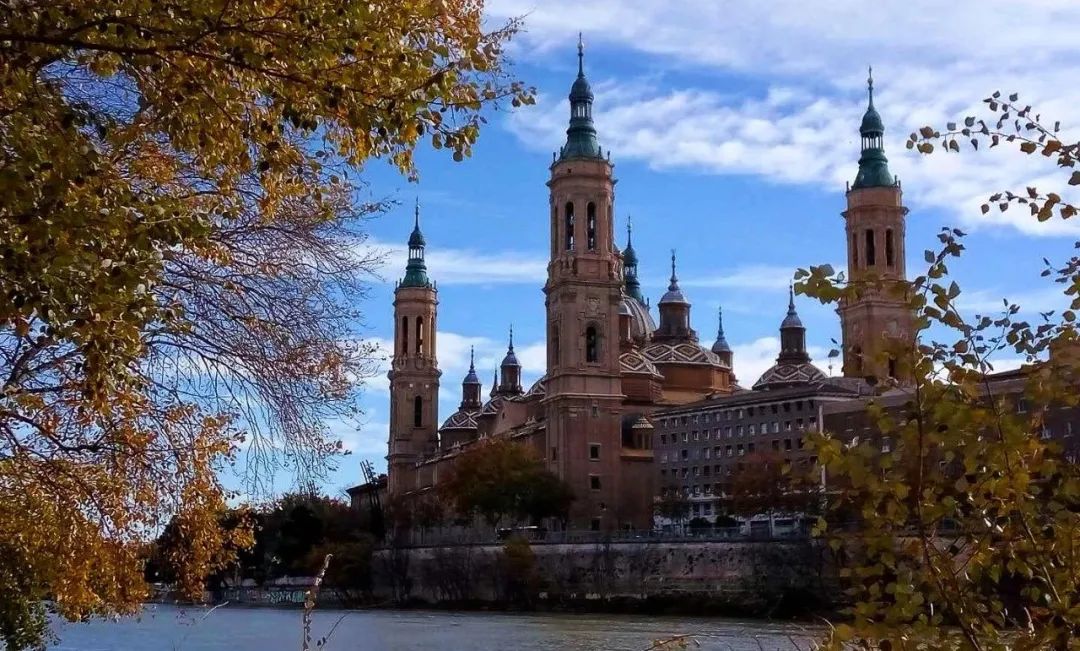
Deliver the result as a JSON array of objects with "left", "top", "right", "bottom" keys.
[{"left": 371, "top": 539, "right": 837, "bottom": 615}]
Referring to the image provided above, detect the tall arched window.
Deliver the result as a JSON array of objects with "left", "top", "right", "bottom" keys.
[
  {"left": 413, "top": 396, "right": 423, "bottom": 427},
  {"left": 585, "top": 325, "right": 599, "bottom": 363},
  {"left": 851, "top": 232, "right": 859, "bottom": 269},
  {"left": 885, "top": 229, "right": 895, "bottom": 267},
  {"left": 552, "top": 324, "right": 560, "bottom": 364},
  {"left": 564, "top": 202, "right": 575, "bottom": 251},
  {"left": 865, "top": 229, "right": 876, "bottom": 266},
  {"left": 401, "top": 316, "right": 409, "bottom": 355},
  {"left": 586, "top": 202, "right": 597, "bottom": 251},
  {"left": 415, "top": 316, "right": 424, "bottom": 355}
]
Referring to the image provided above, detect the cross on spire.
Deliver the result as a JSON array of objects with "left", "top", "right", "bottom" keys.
[
  {"left": 469, "top": 345, "right": 475, "bottom": 371},
  {"left": 669, "top": 250, "right": 679, "bottom": 290},
  {"left": 508, "top": 324, "right": 514, "bottom": 352},
  {"left": 867, "top": 65, "right": 874, "bottom": 107}
]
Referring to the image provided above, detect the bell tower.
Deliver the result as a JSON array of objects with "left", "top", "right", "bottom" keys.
[
  {"left": 387, "top": 201, "right": 441, "bottom": 496},
  {"left": 840, "top": 69, "right": 913, "bottom": 382},
  {"left": 544, "top": 35, "right": 650, "bottom": 531}
]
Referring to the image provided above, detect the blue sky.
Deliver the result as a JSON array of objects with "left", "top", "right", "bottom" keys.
[{"left": 282, "top": 0, "right": 1080, "bottom": 497}]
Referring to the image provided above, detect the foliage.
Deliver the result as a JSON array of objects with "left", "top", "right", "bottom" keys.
[
  {"left": 655, "top": 492, "right": 691, "bottom": 524},
  {"left": 726, "top": 451, "right": 819, "bottom": 518},
  {"left": 442, "top": 440, "right": 574, "bottom": 528},
  {"left": 499, "top": 536, "right": 539, "bottom": 603},
  {"left": 0, "top": 1, "right": 530, "bottom": 647},
  {"left": 800, "top": 94, "right": 1080, "bottom": 650}
]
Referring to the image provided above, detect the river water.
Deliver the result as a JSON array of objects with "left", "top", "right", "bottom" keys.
[{"left": 49, "top": 605, "right": 819, "bottom": 650}]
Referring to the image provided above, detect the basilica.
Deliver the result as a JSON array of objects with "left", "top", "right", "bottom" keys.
[{"left": 384, "top": 40, "right": 913, "bottom": 531}]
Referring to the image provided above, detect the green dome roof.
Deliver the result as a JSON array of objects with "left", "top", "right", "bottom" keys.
[
  {"left": 558, "top": 35, "right": 603, "bottom": 162},
  {"left": 851, "top": 68, "right": 896, "bottom": 191}
]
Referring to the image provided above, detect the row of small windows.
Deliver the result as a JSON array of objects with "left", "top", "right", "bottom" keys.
[
  {"left": 657, "top": 401, "right": 816, "bottom": 429},
  {"left": 658, "top": 437, "right": 804, "bottom": 463},
  {"left": 853, "top": 228, "right": 896, "bottom": 268},
  {"left": 399, "top": 316, "right": 434, "bottom": 356},
  {"left": 659, "top": 418, "right": 816, "bottom": 445}
]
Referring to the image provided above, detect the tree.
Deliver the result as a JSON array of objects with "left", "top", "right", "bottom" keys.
[
  {"left": 0, "top": 3, "right": 531, "bottom": 645},
  {"left": 800, "top": 93, "right": 1080, "bottom": 650},
  {"left": 442, "top": 440, "right": 574, "bottom": 529},
  {"left": 655, "top": 492, "right": 691, "bottom": 525},
  {"left": 727, "top": 451, "right": 818, "bottom": 520}
]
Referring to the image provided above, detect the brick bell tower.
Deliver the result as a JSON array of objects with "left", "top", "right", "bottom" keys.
[
  {"left": 544, "top": 36, "right": 643, "bottom": 531},
  {"left": 840, "top": 69, "right": 914, "bottom": 382},
  {"left": 387, "top": 201, "right": 441, "bottom": 496}
]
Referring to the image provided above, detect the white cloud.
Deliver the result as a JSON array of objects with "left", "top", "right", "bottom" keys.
[
  {"left": 730, "top": 336, "right": 835, "bottom": 387},
  {"left": 366, "top": 236, "right": 547, "bottom": 285},
  {"left": 497, "top": 0, "right": 1080, "bottom": 237}
]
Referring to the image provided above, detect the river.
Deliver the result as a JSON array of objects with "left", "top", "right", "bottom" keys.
[{"left": 49, "top": 605, "right": 819, "bottom": 650}]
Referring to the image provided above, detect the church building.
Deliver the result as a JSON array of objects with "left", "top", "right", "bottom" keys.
[{"left": 383, "top": 43, "right": 913, "bottom": 532}]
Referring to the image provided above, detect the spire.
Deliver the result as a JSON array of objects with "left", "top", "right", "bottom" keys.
[
  {"left": 659, "top": 250, "right": 687, "bottom": 305},
  {"left": 463, "top": 346, "right": 480, "bottom": 385},
  {"left": 500, "top": 325, "right": 520, "bottom": 367},
  {"left": 623, "top": 216, "right": 644, "bottom": 304},
  {"left": 852, "top": 66, "right": 895, "bottom": 190},
  {"left": 577, "top": 32, "right": 584, "bottom": 77},
  {"left": 559, "top": 34, "right": 602, "bottom": 161},
  {"left": 711, "top": 305, "right": 732, "bottom": 355},
  {"left": 400, "top": 198, "right": 431, "bottom": 288},
  {"left": 490, "top": 368, "right": 498, "bottom": 398}
]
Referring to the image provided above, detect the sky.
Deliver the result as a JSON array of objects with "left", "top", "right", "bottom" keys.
[{"left": 278, "top": 0, "right": 1080, "bottom": 497}]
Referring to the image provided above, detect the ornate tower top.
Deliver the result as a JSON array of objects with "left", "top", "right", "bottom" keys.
[
  {"left": 499, "top": 325, "right": 523, "bottom": 395},
  {"left": 711, "top": 305, "right": 732, "bottom": 355},
  {"left": 400, "top": 198, "right": 431, "bottom": 288},
  {"left": 778, "top": 286, "right": 810, "bottom": 365},
  {"left": 558, "top": 33, "right": 603, "bottom": 162},
  {"left": 852, "top": 67, "right": 895, "bottom": 190},
  {"left": 623, "top": 217, "right": 645, "bottom": 304},
  {"left": 659, "top": 251, "right": 688, "bottom": 305},
  {"left": 464, "top": 346, "right": 480, "bottom": 385}
]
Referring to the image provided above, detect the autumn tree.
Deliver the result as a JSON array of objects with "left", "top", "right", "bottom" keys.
[
  {"left": 801, "top": 93, "right": 1080, "bottom": 650},
  {"left": 442, "top": 440, "right": 574, "bottom": 530},
  {"left": 726, "top": 451, "right": 819, "bottom": 521},
  {"left": 0, "top": 1, "right": 531, "bottom": 647}
]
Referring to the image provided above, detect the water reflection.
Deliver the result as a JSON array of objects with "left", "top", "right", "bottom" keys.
[{"left": 50, "top": 605, "right": 819, "bottom": 651}]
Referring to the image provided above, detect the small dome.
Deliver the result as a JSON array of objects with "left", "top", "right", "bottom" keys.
[
  {"left": 523, "top": 375, "right": 547, "bottom": 399},
  {"left": 570, "top": 74, "right": 593, "bottom": 102},
  {"left": 643, "top": 342, "right": 725, "bottom": 367},
  {"left": 752, "top": 362, "right": 827, "bottom": 390},
  {"left": 408, "top": 223, "right": 425, "bottom": 248},
  {"left": 781, "top": 287, "right": 804, "bottom": 329},
  {"left": 659, "top": 251, "right": 689, "bottom": 305},
  {"left": 860, "top": 105, "right": 884, "bottom": 135},
  {"left": 622, "top": 241, "right": 638, "bottom": 267},
  {"left": 631, "top": 414, "right": 654, "bottom": 431},
  {"left": 622, "top": 296, "right": 656, "bottom": 340},
  {"left": 440, "top": 409, "right": 479, "bottom": 431},
  {"left": 480, "top": 396, "right": 504, "bottom": 416}
]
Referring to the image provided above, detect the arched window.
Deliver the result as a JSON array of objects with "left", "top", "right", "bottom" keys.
[
  {"left": 885, "top": 229, "right": 895, "bottom": 267},
  {"left": 552, "top": 324, "right": 560, "bottom": 364},
  {"left": 865, "top": 229, "right": 876, "bottom": 266},
  {"left": 564, "top": 202, "right": 575, "bottom": 251},
  {"left": 585, "top": 325, "right": 599, "bottom": 363},
  {"left": 401, "top": 316, "right": 409, "bottom": 355},
  {"left": 586, "top": 202, "right": 597, "bottom": 251},
  {"left": 887, "top": 356, "right": 898, "bottom": 379},
  {"left": 415, "top": 316, "right": 424, "bottom": 355},
  {"left": 851, "top": 232, "right": 859, "bottom": 268},
  {"left": 413, "top": 395, "right": 423, "bottom": 428}
]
